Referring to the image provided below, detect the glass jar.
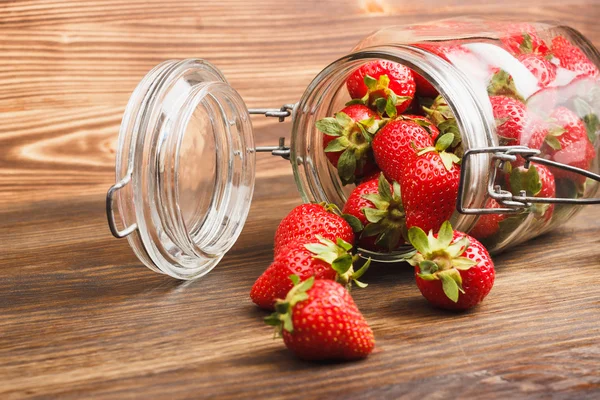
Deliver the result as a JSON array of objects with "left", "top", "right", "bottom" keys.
[{"left": 107, "top": 17, "right": 600, "bottom": 280}]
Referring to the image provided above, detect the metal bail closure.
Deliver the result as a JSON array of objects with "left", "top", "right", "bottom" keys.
[
  {"left": 457, "top": 146, "right": 600, "bottom": 215},
  {"left": 106, "top": 59, "right": 256, "bottom": 280}
]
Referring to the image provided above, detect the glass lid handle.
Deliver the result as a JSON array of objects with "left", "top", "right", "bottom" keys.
[
  {"left": 106, "top": 174, "right": 137, "bottom": 238},
  {"left": 250, "top": 103, "right": 296, "bottom": 160},
  {"left": 457, "top": 146, "right": 600, "bottom": 215}
]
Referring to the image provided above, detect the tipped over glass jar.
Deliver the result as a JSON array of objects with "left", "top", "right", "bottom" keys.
[{"left": 107, "top": 17, "right": 600, "bottom": 280}]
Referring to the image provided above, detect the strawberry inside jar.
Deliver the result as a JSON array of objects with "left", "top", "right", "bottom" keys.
[{"left": 306, "top": 18, "right": 600, "bottom": 257}]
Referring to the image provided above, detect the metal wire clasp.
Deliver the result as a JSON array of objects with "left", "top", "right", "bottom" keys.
[
  {"left": 457, "top": 146, "right": 600, "bottom": 215},
  {"left": 250, "top": 103, "right": 296, "bottom": 160}
]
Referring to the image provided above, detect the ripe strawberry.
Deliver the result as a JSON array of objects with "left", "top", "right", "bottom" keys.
[
  {"left": 399, "top": 114, "right": 440, "bottom": 142},
  {"left": 342, "top": 173, "right": 406, "bottom": 252},
  {"left": 317, "top": 104, "right": 381, "bottom": 185},
  {"left": 551, "top": 36, "right": 599, "bottom": 78},
  {"left": 518, "top": 53, "right": 557, "bottom": 87},
  {"left": 265, "top": 276, "right": 375, "bottom": 361},
  {"left": 500, "top": 25, "right": 549, "bottom": 56},
  {"left": 490, "top": 95, "right": 547, "bottom": 153},
  {"left": 413, "top": 71, "right": 438, "bottom": 98},
  {"left": 401, "top": 149, "right": 461, "bottom": 234},
  {"left": 506, "top": 163, "right": 555, "bottom": 221},
  {"left": 371, "top": 119, "right": 435, "bottom": 181},
  {"left": 408, "top": 221, "right": 495, "bottom": 310},
  {"left": 251, "top": 237, "right": 368, "bottom": 310},
  {"left": 542, "top": 106, "right": 596, "bottom": 184},
  {"left": 346, "top": 60, "right": 415, "bottom": 115},
  {"left": 274, "top": 203, "right": 355, "bottom": 255},
  {"left": 469, "top": 198, "right": 506, "bottom": 240}
]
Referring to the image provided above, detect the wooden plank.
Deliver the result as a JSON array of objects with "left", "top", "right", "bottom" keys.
[{"left": 1, "top": 1, "right": 599, "bottom": 398}]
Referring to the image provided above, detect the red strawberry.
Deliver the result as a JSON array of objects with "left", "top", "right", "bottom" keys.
[
  {"left": 400, "top": 114, "right": 440, "bottom": 142},
  {"left": 506, "top": 163, "right": 555, "bottom": 221},
  {"left": 500, "top": 25, "right": 549, "bottom": 56},
  {"left": 265, "top": 276, "right": 375, "bottom": 361},
  {"left": 342, "top": 173, "right": 406, "bottom": 252},
  {"left": 469, "top": 198, "right": 506, "bottom": 240},
  {"left": 251, "top": 237, "right": 368, "bottom": 310},
  {"left": 317, "top": 104, "right": 381, "bottom": 185},
  {"left": 274, "top": 203, "right": 355, "bottom": 255},
  {"left": 401, "top": 150, "right": 461, "bottom": 234},
  {"left": 408, "top": 221, "right": 495, "bottom": 310},
  {"left": 372, "top": 119, "right": 435, "bottom": 181},
  {"left": 490, "top": 95, "right": 528, "bottom": 143},
  {"left": 542, "top": 106, "right": 596, "bottom": 184},
  {"left": 551, "top": 36, "right": 599, "bottom": 78},
  {"left": 518, "top": 53, "right": 557, "bottom": 87},
  {"left": 346, "top": 60, "right": 415, "bottom": 115}
]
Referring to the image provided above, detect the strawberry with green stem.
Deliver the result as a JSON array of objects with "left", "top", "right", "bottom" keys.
[
  {"left": 317, "top": 104, "right": 382, "bottom": 185},
  {"left": 251, "top": 236, "right": 370, "bottom": 310},
  {"left": 500, "top": 24, "right": 549, "bottom": 56},
  {"left": 408, "top": 221, "right": 495, "bottom": 310},
  {"left": 542, "top": 106, "right": 596, "bottom": 185},
  {"left": 274, "top": 203, "right": 356, "bottom": 255},
  {"left": 506, "top": 163, "right": 556, "bottom": 221},
  {"left": 265, "top": 276, "right": 375, "bottom": 361},
  {"left": 346, "top": 60, "right": 415, "bottom": 116},
  {"left": 422, "top": 95, "right": 462, "bottom": 155},
  {"left": 342, "top": 173, "right": 406, "bottom": 252},
  {"left": 469, "top": 198, "right": 507, "bottom": 240}
]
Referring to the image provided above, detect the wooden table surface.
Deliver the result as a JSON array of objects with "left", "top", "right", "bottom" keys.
[{"left": 2, "top": 0, "right": 600, "bottom": 398}]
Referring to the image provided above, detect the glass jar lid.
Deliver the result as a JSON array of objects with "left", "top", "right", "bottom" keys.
[{"left": 107, "top": 59, "right": 255, "bottom": 280}]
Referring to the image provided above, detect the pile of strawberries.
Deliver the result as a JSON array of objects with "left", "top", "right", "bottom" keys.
[{"left": 247, "top": 25, "right": 599, "bottom": 362}]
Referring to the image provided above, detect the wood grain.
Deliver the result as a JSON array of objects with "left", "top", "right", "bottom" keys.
[{"left": 1, "top": 0, "right": 600, "bottom": 398}]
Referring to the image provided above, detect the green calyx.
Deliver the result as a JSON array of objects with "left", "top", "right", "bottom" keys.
[
  {"left": 407, "top": 221, "right": 477, "bottom": 303},
  {"left": 264, "top": 275, "right": 314, "bottom": 336},
  {"left": 508, "top": 164, "right": 551, "bottom": 218},
  {"left": 573, "top": 98, "right": 600, "bottom": 144},
  {"left": 346, "top": 74, "right": 411, "bottom": 119},
  {"left": 305, "top": 236, "right": 371, "bottom": 289},
  {"left": 360, "top": 173, "right": 407, "bottom": 252},
  {"left": 544, "top": 120, "right": 566, "bottom": 150},
  {"left": 487, "top": 69, "right": 525, "bottom": 102},
  {"left": 316, "top": 111, "right": 383, "bottom": 185},
  {"left": 416, "top": 131, "right": 462, "bottom": 171},
  {"left": 519, "top": 33, "right": 534, "bottom": 54},
  {"left": 422, "top": 95, "right": 463, "bottom": 157}
]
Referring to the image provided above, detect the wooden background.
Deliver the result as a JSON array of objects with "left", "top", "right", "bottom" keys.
[{"left": 1, "top": 0, "right": 600, "bottom": 398}]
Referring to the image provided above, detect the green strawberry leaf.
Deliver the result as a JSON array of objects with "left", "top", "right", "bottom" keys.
[
  {"left": 342, "top": 213, "right": 364, "bottom": 232},
  {"left": 337, "top": 149, "right": 357, "bottom": 185},
  {"left": 364, "top": 75, "right": 378, "bottom": 90},
  {"left": 316, "top": 117, "right": 343, "bottom": 136},
  {"left": 439, "top": 269, "right": 464, "bottom": 303},
  {"left": 583, "top": 113, "right": 599, "bottom": 144},
  {"left": 375, "top": 97, "right": 388, "bottom": 114},
  {"left": 378, "top": 74, "right": 390, "bottom": 89},
  {"left": 362, "top": 193, "right": 390, "bottom": 209},
  {"left": 440, "top": 151, "right": 460, "bottom": 171},
  {"left": 336, "top": 237, "right": 354, "bottom": 252},
  {"left": 385, "top": 95, "right": 398, "bottom": 118},
  {"left": 324, "top": 136, "right": 350, "bottom": 152},
  {"left": 520, "top": 33, "right": 533, "bottom": 53},
  {"left": 363, "top": 207, "right": 388, "bottom": 224},
  {"left": 335, "top": 112, "right": 353, "bottom": 127},
  {"left": 361, "top": 222, "right": 386, "bottom": 238},
  {"left": 331, "top": 253, "right": 353, "bottom": 275},
  {"left": 452, "top": 257, "right": 477, "bottom": 270},
  {"left": 435, "top": 132, "right": 454, "bottom": 152},
  {"left": 378, "top": 173, "right": 392, "bottom": 200},
  {"left": 408, "top": 226, "right": 431, "bottom": 255},
  {"left": 437, "top": 221, "right": 454, "bottom": 249},
  {"left": 290, "top": 274, "right": 301, "bottom": 286},
  {"left": 418, "top": 260, "right": 439, "bottom": 275},
  {"left": 352, "top": 258, "right": 371, "bottom": 281},
  {"left": 544, "top": 135, "right": 562, "bottom": 150},
  {"left": 375, "top": 228, "right": 402, "bottom": 252}
]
